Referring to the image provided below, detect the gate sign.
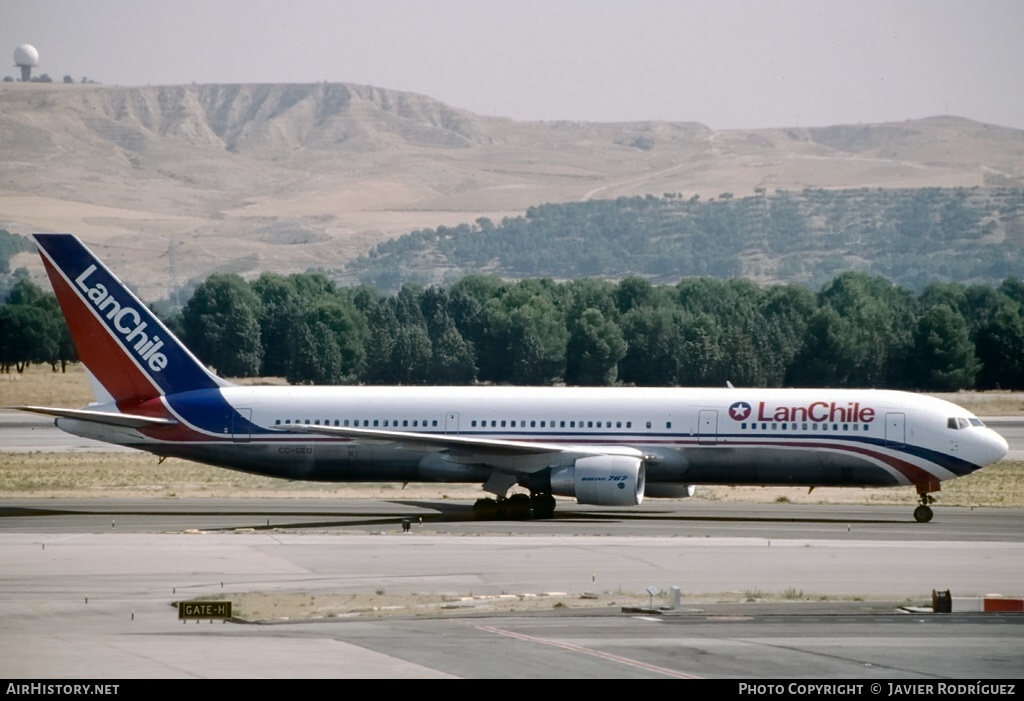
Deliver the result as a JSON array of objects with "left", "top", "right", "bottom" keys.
[{"left": 178, "top": 600, "right": 232, "bottom": 620}]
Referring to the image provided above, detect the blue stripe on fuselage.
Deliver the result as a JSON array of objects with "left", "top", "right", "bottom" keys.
[{"left": 165, "top": 390, "right": 273, "bottom": 437}]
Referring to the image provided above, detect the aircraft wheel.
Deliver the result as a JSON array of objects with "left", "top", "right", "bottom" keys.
[
  {"left": 505, "top": 493, "right": 532, "bottom": 520},
  {"left": 913, "top": 505, "right": 933, "bottom": 523},
  {"left": 530, "top": 493, "right": 556, "bottom": 519},
  {"left": 473, "top": 498, "right": 498, "bottom": 521}
]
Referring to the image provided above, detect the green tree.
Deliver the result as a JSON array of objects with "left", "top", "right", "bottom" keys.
[
  {"left": 0, "top": 304, "right": 59, "bottom": 372},
  {"left": 181, "top": 274, "right": 263, "bottom": 377},
  {"left": 975, "top": 302, "right": 1024, "bottom": 389},
  {"left": 565, "top": 308, "right": 627, "bottom": 385},
  {"left": 619, "top": 305, "right": 684, "bottom": 386},
  {"left": 911, "top": 304, "right": 980, "bottom": 390},
  {"left": 287, "top": 319, "right": 344, "bottom": 385}
]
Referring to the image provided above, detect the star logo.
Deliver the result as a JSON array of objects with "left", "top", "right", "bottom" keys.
[{"left": 729, "top": 401, "right": 752, "bottom": 421}]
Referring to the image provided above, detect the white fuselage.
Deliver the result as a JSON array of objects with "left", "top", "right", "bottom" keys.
[{"left": 59, "top": 385, "right": 1009, "bottom": 491}]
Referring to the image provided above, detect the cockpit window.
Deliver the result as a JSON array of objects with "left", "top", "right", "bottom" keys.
[
  {"left": 958, "top": 418, "right": 970, "bottom": 429},
  {"left": 947, "top": 417, "right": 974, "bottom": 430},
  {"left": 947, "top": 417, "right": 958, "bottom": 429},
  {"left": 969, "top": 418, "right": 984, "bottom": 427}
]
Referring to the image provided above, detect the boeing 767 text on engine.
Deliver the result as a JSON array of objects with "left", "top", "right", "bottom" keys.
[{"left": 15, "top": 234, "right": 1008, "bottom": 521}]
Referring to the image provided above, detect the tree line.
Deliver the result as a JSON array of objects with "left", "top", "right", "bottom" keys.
[
  {"left": 142, "top": 271, "right": 1024, "bottom": 389},
  {"left": 4, "top": 264, "right": 1024, "bottom": 391}
]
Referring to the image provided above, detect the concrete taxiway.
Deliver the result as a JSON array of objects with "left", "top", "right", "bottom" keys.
[{"left": 1, "top": 499, "right": 1022, "bottom": 679}]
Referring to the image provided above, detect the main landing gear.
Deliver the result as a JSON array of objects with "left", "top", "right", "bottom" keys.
[
  {"left": 914, "top": 483, "right": 938, "bottom": 523},
  {"left": 472, "top": 493, "right": 557, "bottom": 521}
]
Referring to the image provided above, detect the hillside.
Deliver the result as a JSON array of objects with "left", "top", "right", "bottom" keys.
[
  {"left": 1, "top": 82, "right": 1023, "bottom": 297},
  {"left": 350, "top": 188, "right": 1024, "bottom": 290}
]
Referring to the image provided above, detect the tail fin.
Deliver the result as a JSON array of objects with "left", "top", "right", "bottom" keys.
[{"left": 34, "top": 234, "right": 229, "bottom": 405}]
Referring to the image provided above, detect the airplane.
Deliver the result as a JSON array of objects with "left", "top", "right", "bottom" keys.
[{"left": 14, "top": 233, "right": 1009, "bottom": 523}]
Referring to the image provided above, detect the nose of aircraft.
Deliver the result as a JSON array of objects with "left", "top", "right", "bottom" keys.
[{"left": 982, "top": 428, "right": 1010, "bottom": 466}]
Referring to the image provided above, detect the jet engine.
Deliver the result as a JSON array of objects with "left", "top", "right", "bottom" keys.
[{"left": 549, "top": 455, "right": 645, "bottom": 506}]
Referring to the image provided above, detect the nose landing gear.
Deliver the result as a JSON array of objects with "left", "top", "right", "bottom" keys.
[{"left": 914, "top": 483, "right": 938, "bottom": 523}]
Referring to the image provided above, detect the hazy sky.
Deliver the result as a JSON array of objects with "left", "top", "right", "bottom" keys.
[{"left": 4, "top": 0, "right": 1022, "bottom": 130}]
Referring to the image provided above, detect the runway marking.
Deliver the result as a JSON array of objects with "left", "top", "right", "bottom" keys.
[{"left": 475, "top": 624, "right": 702, "bottom": 679}]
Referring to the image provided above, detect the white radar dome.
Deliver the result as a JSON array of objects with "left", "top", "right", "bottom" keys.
[{"left": 14, "top": 44, "right": 39, "bottom": 67}]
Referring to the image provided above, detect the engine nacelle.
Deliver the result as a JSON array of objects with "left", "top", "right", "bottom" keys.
[{"left": 550, "top": 455, "right": 645, "bottom": 506}]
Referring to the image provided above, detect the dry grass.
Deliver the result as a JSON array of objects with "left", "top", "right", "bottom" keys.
[
  {"left": 0, "top": 364, "right": 96, "bottom": 408},
  {"left": 206, "top": 588, "right": 904, "bottom": 622}
]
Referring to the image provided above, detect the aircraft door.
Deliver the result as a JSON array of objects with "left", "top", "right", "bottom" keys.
[
  {"left": 885, "top": 412, "right": 905, "bottom": 447},
  {"left": 445, "top": 412, "right": 460, "bottom": 435},
  {"left": 698, "top": 410, "right": 718, "bottom": 445}
]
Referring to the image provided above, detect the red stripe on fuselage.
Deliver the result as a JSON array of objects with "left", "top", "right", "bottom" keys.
[{"left": 735, "top": 437, "right": 939, "bottom": 484}]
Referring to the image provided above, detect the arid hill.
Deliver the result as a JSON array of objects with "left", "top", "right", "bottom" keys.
[{"left": 1, "top": 82, "right": 1022, "bottom": 297}]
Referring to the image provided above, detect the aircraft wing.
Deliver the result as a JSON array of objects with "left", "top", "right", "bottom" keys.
[
  {"left": 273, "top": 423, "right": 643, "bottom": 471},
  {"left": 12, "top": 406, "right": 178, "bottom": 429}
]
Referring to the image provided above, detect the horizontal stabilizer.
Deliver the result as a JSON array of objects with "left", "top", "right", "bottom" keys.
[{"left": 12, "top": 406, "right": 178, "bottom": 429}]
